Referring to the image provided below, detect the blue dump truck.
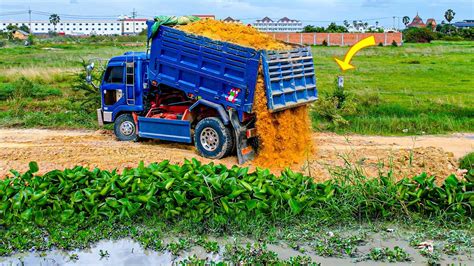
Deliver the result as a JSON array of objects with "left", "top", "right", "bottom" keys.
[{"left": 89, "top": 21, "right": 317, "bottom": 164}]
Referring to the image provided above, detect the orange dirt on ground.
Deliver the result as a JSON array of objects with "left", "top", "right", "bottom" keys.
[
  {"left": 252, "top": 72, "right": 314, "bottom": 168},
  {"left": 179, "top": 20, "right": 289, "bottom": 50}
]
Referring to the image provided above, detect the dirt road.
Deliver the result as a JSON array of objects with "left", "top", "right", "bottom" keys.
[{"left": 1, "top": 128, "right": 472, "bottom": 181}]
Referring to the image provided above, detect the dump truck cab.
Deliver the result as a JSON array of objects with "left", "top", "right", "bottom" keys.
[
  {"left": 93, "top": 21, "right": 317, "bottom": 164},
  {"left": 98, "top": 52, "right": 149, "bottom": 125}
]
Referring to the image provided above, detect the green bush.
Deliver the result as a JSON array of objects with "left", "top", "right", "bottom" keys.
[
  {"left": 0, "top": 160, "right": 472, "bottom": 227},
  {"left": 12, "top": 77, "right": 35, "bottom": 99},
  {"left": 311, "top": 78, "right": 356, "bottom": 129},
  {"left": 404, "top": 28, "right": 435, "bottom": 43},
  {"left": 460, "top": 152, "right": 474, "bottom": 171}
]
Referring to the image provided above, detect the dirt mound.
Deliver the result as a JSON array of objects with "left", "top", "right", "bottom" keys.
[{"left": 179, "top": 19, "right": 289, "bottom": 50}]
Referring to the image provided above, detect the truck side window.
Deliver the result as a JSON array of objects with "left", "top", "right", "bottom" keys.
[
  {"left": 126, "top": 63, "right": 134, "bottom": 85},
  {"left": 104, "top": 66, "right": 124, "bottom": 84}
]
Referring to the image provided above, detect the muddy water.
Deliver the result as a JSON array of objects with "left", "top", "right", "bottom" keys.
[
  {"left": 0, "top": 239, "right": 220, "bottom": 265},
  {"left": 1, "top": 234, "right": 471, "bottom": 265}
]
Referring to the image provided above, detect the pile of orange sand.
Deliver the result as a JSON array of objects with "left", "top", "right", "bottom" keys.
[
  {"left": 179, "top": 19, "right": 289, "bottom": 50},
  {"left": 179, "top": 20, "right": 314, "bottom": 168}
]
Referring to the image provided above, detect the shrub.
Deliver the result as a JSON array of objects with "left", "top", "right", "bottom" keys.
[
  {"left": 322, "top": 39, "right": 328, "bottom": 46},
  {"left": 378, "top": 42, "right": 384, "bottom": 47},
  {"left": 311, "top": 78, "right": 356, "bottom": 128},
  {"left": 441, "top": 35, "right": 465, "bottom": 41},
  {"left": 404, "top": 28, "right": 435, "bottom": 43},
  {"left": 12, "top": 77, "right": 36, "bottom": 99},
  {"left": 460, "top": 152, "right": 474, "bottom": 171},
  {"left": 391, "top": 40, "right": 398, "bottom": 47}
]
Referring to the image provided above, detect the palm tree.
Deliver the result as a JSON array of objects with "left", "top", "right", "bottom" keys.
[
  {"left": 49, "top": 14, "right": 61, "bottom": 32},
  {"left": 343, "top": 20, "right": 350, "bottom": 28},
  {"left": 402, "top": 16, "right": 410, "bottom": 27},
  {"left": 444, "top": 9, "right": 455, "bottom": 24}
]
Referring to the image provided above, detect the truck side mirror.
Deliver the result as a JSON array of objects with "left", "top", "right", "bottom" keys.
[
  {"left": 85, "top": 63, "right": 98, "bottom": 89},
  {"left": 85, "top": 63, "right": 94, "bottom": 83}
]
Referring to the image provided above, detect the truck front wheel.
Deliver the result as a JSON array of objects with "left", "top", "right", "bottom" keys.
[
  {"left": 194, "top": 118, "right": 234, "bottom": 159},
  {"left": 114, "top": 113, "right": 138, "bottom": 142}
]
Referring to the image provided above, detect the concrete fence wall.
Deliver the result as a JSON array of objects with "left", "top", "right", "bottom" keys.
[{"left": 267, "top": 32, "right": 403, "bottom": 46}]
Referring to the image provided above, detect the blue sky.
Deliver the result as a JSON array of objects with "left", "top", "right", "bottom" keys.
[{"left": 1, "top": 0, "right": 472, "bottom": 27}]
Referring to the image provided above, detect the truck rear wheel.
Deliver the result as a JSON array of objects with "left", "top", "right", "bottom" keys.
[
  {"left": 114, "top": 113, "right": 138, "bottom": 142},
  {"left": 194, "top": 117, "right": 234, "bottom": 159}
]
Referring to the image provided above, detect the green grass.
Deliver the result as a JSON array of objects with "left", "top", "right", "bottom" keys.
[
  {"left": 0, "top": 39, "right": 473, "bottom": 134},
  {"left": 311, "top": 41, "right": 474, "bottom": 135},
  {"left": 0, "top": 40, "right": 146, "bottom": 129}
]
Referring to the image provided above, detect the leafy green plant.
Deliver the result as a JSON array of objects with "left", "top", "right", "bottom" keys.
[
  {"left": 0, "top": 160, "right": 472, "bottom": 229},
  {"left": 312, "top": 233, "right": 366, "bottom": 257},
  {"left": 367, "top": 246, "right": 411, "bottom": 262},
  {"left": 223, "top": 242, "right": 280, "bottom": 264},
  {"left": 196, "top": 237, "right": 220, "bottom": 253},
  {"left": 167, "top": 238, "right": 191, "bottom": 256}
]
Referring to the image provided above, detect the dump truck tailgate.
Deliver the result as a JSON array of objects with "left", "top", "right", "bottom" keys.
[{"left": 262, "top": 47, "right": 318, "bottom": 112}]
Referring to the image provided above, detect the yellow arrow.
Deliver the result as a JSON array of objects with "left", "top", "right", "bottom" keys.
[{"left": 334, "top": 36, "right": 376, "bottom": 71}]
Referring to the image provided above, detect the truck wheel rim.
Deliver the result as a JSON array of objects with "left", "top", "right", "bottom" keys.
[
  {"left": 200, "top": 128, "right": 219, "bottom": 152},
  {"left": 120, "top": 121, "right": 135, "bottom": 136}
]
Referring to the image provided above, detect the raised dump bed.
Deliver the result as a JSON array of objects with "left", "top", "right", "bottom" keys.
[{"left": 147, "top": 24, "right": 317, "bottom": 119}]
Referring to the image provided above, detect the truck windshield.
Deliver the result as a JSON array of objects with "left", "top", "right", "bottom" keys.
[{"left": 104, "top": 66, "right": 124, "bottom": 84}]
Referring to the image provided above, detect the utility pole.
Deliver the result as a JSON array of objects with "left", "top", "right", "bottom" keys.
[
  {"left": 132, "top": 8, "right": 136, "bottom": 35},
  {"left": 28, "top": 7, "right": 32, "bottom": 34},
  {"left": 393, "top": 16, "right": 396, "bottom": 30}
]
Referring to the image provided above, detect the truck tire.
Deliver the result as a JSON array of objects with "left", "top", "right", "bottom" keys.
[
  {"left": 194, "top": 117, "right": 234, "bottom": 159},
  {"left": 114, "top": 113, "right": 138, "bottom": 142}
]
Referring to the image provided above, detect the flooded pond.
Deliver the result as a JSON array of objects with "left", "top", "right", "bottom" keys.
[{"left": 1, "top": 234, "right": 472, "bottom": 265}]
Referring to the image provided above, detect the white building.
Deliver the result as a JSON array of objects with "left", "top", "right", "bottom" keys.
[
  {"left": 0, "top": 18, "right": 149, "bottom": 36},
  {"left": 253, "top": 17, "right": 303, "bottom": 32}
]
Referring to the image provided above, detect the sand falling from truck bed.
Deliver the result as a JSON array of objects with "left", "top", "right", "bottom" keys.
[
  {"left": 252, "top": 73, "right": 314, "bottom": 168},
  {"left": 180, "top": 20, "right": 314, "bottom": 168}
]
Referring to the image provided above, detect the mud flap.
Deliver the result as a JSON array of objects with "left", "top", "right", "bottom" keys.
[{"left": 229, "top": 110, "right": 255, "bottom": 164}]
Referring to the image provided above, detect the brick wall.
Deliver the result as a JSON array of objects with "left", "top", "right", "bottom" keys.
[{"left": 267, "top": 32, "right": 403, "bottom": 46}]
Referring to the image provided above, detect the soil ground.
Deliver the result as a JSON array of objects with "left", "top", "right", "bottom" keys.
[{"left": 1, "top": 128, "right": 472, "bottom": 181}]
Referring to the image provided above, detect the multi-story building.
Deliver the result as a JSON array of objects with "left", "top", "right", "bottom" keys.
[
  {"left": 253, "top": 17, "right": 303, "bottom": 32},
  {"left": 0, "top": 18, "right": 149, "bottom": 36}
]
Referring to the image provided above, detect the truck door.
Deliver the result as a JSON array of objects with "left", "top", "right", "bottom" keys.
[{"left": 101, "top": 63, "right": 126, "bottom": 115}]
